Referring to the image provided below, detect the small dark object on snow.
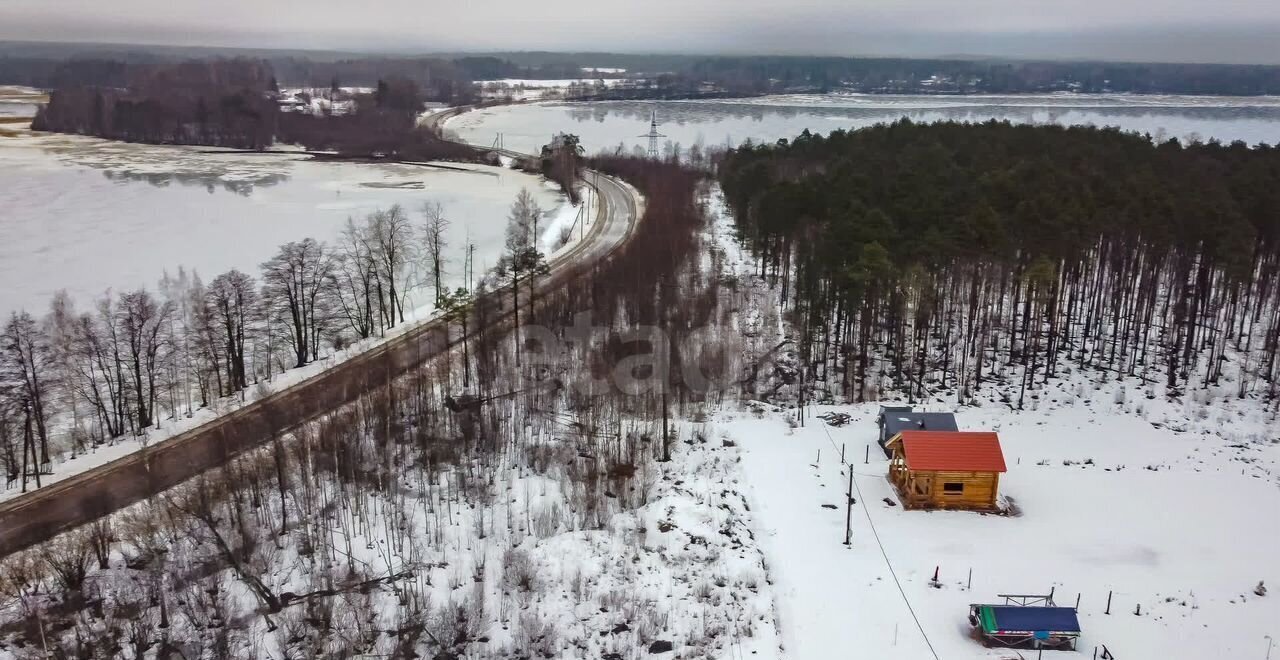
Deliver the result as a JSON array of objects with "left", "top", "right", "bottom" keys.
[
  {"left": 883, "top": 498, "right": 897, "bottom": 507},
  {"left": 611, "top": 623, "right": 631, "bottom": 634},
  {"left": 818, "top": 412, "right": 851, "bottom": 427},
  {"left": 1255, "top": 581, "right": 1267, "bottom": 597},
  {"left": 648, "top": 640, "right": 674, "bottom": 654},
  {"left": 821, "top": 504, "right": 838, "bottom": 509}
]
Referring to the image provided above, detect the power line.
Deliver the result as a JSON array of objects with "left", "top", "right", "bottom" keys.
[{"left": 818, "top": 420, "right": 942, "bottom": 660}]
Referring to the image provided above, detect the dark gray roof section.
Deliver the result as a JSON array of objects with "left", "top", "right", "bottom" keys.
[{"left": 879, "top": 410, "right": 959, "bottom": 445}]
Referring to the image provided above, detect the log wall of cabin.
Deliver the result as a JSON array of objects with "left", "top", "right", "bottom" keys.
[
  {"left": 890, "top": 466, "right": 1000, "bottom": 510},
  {"left": 922, "top": 470, "right": 999, "bottom": 509}
]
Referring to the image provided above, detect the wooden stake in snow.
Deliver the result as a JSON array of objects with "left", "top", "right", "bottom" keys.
[
  {"left": 1106, "top": 590, "right": 1113, "bottom": 614},
  {"left": 865, "top": 444, "right": 870, "bottom": 464}
]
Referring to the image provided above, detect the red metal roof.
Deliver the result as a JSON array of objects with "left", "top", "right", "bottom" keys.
[{"left": 891, "top": 431, "right": 1007, "bottom": 473}]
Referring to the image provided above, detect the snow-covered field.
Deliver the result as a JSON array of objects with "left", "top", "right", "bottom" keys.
[
  {"left": 0, "top": 86, "right": 42, "bottom": 120},
  {"left": 474, "top": 78, "right": 631, "bottom": 101},
  {"left": 0, "top": 127, "right": 576, "bottom": 317},
  {"left": 446, "top": 93, "right": 1280, "bottom": 156},
  {"left": 715, "top": 397, "right": 1279, "bottom": 660},
  {"left": 477, "top": 79, "right": 629, "bottom": 89}
]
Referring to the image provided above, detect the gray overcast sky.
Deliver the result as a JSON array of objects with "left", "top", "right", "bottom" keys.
[{"left": 2, "top": 0, "right": 1279, "bottom": 64}]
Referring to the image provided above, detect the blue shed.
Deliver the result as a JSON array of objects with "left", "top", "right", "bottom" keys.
[{"left": 969, "top": 604, "right": 1082, "bottom": 650}]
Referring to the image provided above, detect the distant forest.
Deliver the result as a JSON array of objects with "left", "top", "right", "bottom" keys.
[
  {"left": 26, "top": 57, "right": 481, "bottom": 157},
  {"left": 474, "top": 52, "right": 1280, "bottom": 96},
  {"left": 676, "top": 56, "right": 1280, "bottom": 95},
  {"left": 718, "top": 121, "right": 1280, "bottom": 404},
  {"left": 5, "top": 44, "right": 1280, "bottom": 97}
]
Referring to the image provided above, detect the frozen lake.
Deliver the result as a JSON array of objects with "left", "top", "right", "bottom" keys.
[
  {"left": 446, "top": 93, "right": 1280, "bottom": 156},
  {"left": 0, "top": 126, "right": 573, "bottom": 318}
]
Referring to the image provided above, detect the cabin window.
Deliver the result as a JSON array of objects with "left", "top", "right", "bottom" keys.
[{"left": 942, "top": 482, "right": 965, "bottom": 494}]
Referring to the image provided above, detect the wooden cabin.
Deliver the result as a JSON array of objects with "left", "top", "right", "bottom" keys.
[{"left": 886, "top": 431, "right": 1006, "bottom": 511}]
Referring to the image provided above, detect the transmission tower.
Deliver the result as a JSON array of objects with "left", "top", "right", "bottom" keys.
[{"left": 639, "top": 110, "right": 666, "bottom": 159}]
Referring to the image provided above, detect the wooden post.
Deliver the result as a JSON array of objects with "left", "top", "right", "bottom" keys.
[
  {"left": 799, "top": 367, "right": 805, "bottom": 428},
  {"left": 841, "top": 443, "right": 845, "bottom": 463},
  {"left": 1093, "top": 646, "right": 1098, "bottom": 660},
  {"left": 816, "top": 449, "right": 820, "bottom": 464},
  {"left": 932, "top": 566, "right": 940, "bottom": 584},
  {"left": 844, "top": 469, "right": 854, "bottom": 546},
  {"left": 1134, "top": 603, "right": 1141, "bottom": 616},
  {"left": 1105, "top": 590, "right": 1112, "bottom": 614},
  {"left": 967, "top": 568, "right": 972, "bottom": 590},
  {"left": 865, "top": 444, "right": 870, "bottom": 464},
  {"left": 1075, "top": 593, "right": 1081, "bottom": 610}
]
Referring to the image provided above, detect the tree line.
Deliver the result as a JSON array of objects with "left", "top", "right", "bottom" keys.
[
  {"left": 718, "top": 120, "right": 1280, "bottom": 406},
  {"left": 31, "top": 58, "right": 279, "bottom": 150},
  {"left": 1, "top": 53, "right": 481, "bottom": 102},
  {"left": 29, "top": 58, "right": 483, "bottom": 160},
  {"left": 0, "top": 192, "right": 538, "bottom": 491},
  {"left": 458, "top": 51, "right": 1280, "bottom": 96}
]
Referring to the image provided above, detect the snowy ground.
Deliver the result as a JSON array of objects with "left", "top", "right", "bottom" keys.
[
  {"left": 715, "top": 397, "right": 1279, "bottom": 660},
  {"left": 474, "top": 78, "right": 631, "bottom": 101},
  {"left": 0, "top": 413, "right": 784, "bottom": 660}
]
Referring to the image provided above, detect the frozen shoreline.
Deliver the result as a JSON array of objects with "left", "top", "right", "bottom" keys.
[
  {"left": 0, "top": 129, "right": 576, "bottom": 318},
  {"left": 445, "top": 92, "right": 1280, "bottom": 157}
]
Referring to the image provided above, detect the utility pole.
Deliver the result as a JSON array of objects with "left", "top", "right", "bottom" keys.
[{"left": 843, "top": 468, "right": 854, "bottom": 545}]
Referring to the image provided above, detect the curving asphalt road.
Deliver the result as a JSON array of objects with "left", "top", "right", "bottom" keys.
[{"left": 0, "top": 113, "right": 641, "bottom": 557}]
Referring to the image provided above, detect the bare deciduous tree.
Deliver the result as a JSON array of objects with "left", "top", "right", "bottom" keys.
[
  {"left": 421, "top": 202, "right": 450, "bottom": 307},
  {"left": 261, "top": 239, "right": 333, "bottom": 369},
  {"left": 207, "top": 270, "right": 258, "bottom": 395},
  {"left": 370, "top": 206, "right": 416, "bottom": 327},
  {"left": 2, "top": 312, "right": 53, "bottom": 467},
  {"left": 117, "top": 290, "right": 173, "bottom": 431}
]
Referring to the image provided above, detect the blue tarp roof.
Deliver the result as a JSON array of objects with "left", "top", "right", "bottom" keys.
[
  {"left": 989, "top": 606, "right": 1082, "bottom": 634},
  {"left": 880, "top": 412, "right": 958, "bottom": 442}
]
